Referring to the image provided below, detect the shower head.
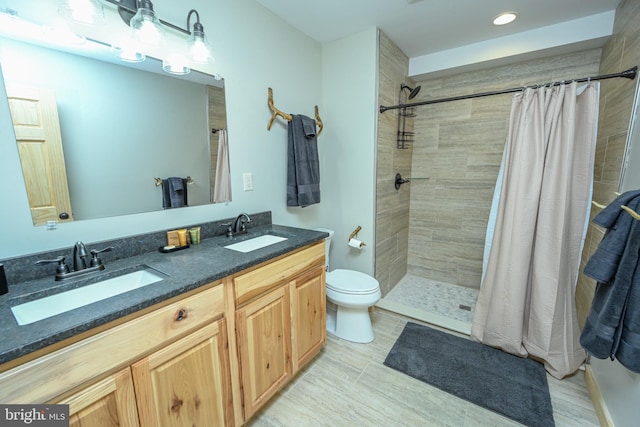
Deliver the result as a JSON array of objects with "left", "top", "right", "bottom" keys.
[{"left": 401, "top": 83, "right": 421, "bottom": 100}]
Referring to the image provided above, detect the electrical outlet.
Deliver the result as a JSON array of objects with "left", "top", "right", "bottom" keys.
[{"left": 243, "top": 173, "right": 253, "bottom": 191}]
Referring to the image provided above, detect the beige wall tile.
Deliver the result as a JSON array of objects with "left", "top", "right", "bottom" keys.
[{"left": 577, "top": 0, "right": 640, "bottom": 323}]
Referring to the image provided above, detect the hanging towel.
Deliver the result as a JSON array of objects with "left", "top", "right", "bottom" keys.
[
  {"left": 580, "top": 191, "right": 640, "bottom": 373},
  {"left": 287, "top": 114, "right": 320, "bottom": 207},
  {"left": 213, "top": 129, "right": 232, "bottom": 203},
  {"left": 161, "top": 177, "right": 188, "bottom": 208}
]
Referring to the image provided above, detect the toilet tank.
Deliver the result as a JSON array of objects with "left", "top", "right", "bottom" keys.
[{"left": 313, "top": 228, "right": 334, "bottom": 270}]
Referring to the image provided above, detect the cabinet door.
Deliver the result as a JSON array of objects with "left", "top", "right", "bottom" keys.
[
  {"left": 131, "top": 319, "right": 233, "bottom": 427},
  {"left": 291, "top": 266, "right": 326, "bottom": 372},
  {"left": 58, "top": 368, "right": 139, "bottom": 427},
  {"left": 236, "top": 286, "right": 292, "bottom": 420}
]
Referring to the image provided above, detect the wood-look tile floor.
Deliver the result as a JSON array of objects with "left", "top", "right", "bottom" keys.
[{"left": 246, "top": 309, "right": 600, "bottom": 427}]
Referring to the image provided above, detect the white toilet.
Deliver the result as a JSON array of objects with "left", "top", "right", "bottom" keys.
[{"left": 315, "top": 228, "right": 381, "bottom": 343}]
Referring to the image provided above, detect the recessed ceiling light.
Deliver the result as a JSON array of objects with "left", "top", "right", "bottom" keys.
[{"left": 493, "top": 12, "right": 517, "bottom": 26}]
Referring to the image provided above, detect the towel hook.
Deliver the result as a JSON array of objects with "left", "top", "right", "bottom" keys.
[{"left": 267, "top": 87, "right": 323, "bottom": 135}]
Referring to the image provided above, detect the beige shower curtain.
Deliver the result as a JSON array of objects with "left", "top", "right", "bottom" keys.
[
  {"left": 471, "top": 81, "right": 599, "bottom": 379},
  {"left": 213, "top": 129, "right": 231, "bottom": 203}
]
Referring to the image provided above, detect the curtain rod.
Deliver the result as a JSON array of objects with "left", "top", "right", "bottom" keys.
[{"left": 379, "top": 66, "right": 638, "bottom": 113}]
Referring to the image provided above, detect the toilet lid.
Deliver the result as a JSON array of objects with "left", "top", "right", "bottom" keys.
[{"left": 326, "top": 269, "right": 380, "bottom": 295}]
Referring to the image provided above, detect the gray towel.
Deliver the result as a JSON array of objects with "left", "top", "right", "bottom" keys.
[
  {"left": 580, "top": 192, "right": 640, "bottom": 372},
  {"left": 162, "top": 177, "right": 188, "bottom": 208},
  {"left": 287, "top": 114, "right": 320, "bottom": 207}
]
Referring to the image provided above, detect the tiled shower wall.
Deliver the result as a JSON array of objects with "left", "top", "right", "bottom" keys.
[
  {"left": 577, "top": 0, "right": 640, "bottom": 328},
  {"left": 375, "top": 31, "right": 414, "bottom": 296},
  {"left": 406, "top": 50, "right": 602, "bottom": 289}
]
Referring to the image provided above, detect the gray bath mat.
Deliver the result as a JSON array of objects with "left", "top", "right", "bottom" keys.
[{"left": 384, "top": 322, "right": 554, "bottom": 427}]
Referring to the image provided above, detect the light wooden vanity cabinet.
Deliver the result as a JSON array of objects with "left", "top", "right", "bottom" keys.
[
  {"left": 0, "top": 282, "right": 232, "bottom": 427},
  {"left": 60, "top": 368, "right": 139, "bottom": 427},
  {"left": 1, "top": 239, "right": 327, "bottom": 427},
  {"left": 131, "top": 319, "right": 233, "bottom": 427},
  {"left": 232, "top": 242, "right": 326, "bottom": 421}
]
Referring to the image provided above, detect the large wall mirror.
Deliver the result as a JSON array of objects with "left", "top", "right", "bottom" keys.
[{"left": 0, "top": 27, "right": 228, "bottom": 226}]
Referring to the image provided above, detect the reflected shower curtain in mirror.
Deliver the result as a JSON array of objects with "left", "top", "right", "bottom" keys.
[
  {"left": 213, "top": 129, "right": 232, "bottom": 203},
  {"left": 472, "top": 81, "right": 599, "bottom": 379}
]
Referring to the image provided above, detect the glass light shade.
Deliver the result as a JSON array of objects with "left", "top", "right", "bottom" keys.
[
  {"left": 129, "top": 4, "right": 166, "bottom": 47},
  {"left": 58, "top": 0, "right": 104, "bottom": 25},
  {"left": 188, "top": 30, "right": 214, "bottom": 64},
  {"left": 162, "top": 54, "right": 191, "bottom": 75},
  {"left": 113, "top": 46, "right": 146, "bottom": 63}
]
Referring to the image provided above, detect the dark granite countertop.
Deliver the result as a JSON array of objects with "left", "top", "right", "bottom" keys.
[{"left": 0, "top": 224, "right": 327, "bottom": 365}]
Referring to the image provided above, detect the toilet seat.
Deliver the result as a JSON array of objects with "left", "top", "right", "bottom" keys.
[{"left": 326, "top": 269, "right": 380, "bottom": 295}]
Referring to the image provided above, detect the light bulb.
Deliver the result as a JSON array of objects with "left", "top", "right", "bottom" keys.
[
  {"left": 188, "top": 28, "right": 213, "bottom": 64},
  {"left": 493, "top": 12, "right": 517, "bottom": 26},
  {"left": 129, "top": 1, "right": 165, "bottom": 47}
]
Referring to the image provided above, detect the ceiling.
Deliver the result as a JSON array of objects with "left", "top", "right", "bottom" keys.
[{"left": 255, "top": 0, "right": 622, "bottom": 77}]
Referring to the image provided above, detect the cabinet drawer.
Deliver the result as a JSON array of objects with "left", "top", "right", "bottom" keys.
[
  {"left": 0, "top": 282, "right": 224, "bottom": 404},
  {"left": 233, "top": 242, "right": 324, "bottom": 307}
]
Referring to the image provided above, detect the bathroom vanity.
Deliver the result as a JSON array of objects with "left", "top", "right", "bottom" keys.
[{"left": 0, "top": 224, "right": 327, "bottom": 426}]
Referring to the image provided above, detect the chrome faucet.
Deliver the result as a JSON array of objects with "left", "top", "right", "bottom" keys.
[
  {"left": 233, "top": 213, "right": 252, "bottom": 234},
  {"left": 73, "top": 241, "right": 89, "bottom": 271}
]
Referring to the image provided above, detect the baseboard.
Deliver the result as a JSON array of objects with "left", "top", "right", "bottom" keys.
[{"left": 585, "top": 364, "right": 614, "bottom": 427}]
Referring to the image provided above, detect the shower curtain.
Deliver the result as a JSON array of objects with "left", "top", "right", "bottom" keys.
[
  {"left": 471, "top": 81, "right": 599, "bottom": 379},
  {"left": 213, "top": 129, "right": 232, "bottom": 203}
]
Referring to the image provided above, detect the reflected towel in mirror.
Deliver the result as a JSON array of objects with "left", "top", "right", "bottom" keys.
[{"left": 162, "top": 177, "right": 188, "bottom": 208}]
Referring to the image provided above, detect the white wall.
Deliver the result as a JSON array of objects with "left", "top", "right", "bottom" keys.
[
  {"left": 0, "top": 0, "right": 325, "bottom": 258},
  {"left": 319, "top": 28, "right": 378, "bottom": 274}
]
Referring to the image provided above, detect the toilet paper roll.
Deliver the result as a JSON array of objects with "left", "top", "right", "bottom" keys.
[{"left": 348, "top": 238, "right": 365, "bottom": 249}]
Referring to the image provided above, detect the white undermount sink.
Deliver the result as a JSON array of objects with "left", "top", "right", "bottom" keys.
[
  {"left": 224, "top": 234, "right": 288, "bottom": 253},
  {"left": 11, "top": 267, "right": 166, "bottom": 326}
]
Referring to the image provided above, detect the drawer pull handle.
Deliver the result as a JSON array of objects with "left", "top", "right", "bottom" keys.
[{"left": 175, "top": 309, "right": 188, "bottom": 321}]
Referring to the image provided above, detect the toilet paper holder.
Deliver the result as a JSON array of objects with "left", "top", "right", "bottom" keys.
[
  {"left": 348, "top": 226, "right": 366, "bottom": 248},
  {"left": 349, "top": 226, "right": 362, "bottom": 241}
]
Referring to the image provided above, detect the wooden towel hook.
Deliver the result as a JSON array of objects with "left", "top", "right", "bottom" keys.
[
  {"left": 622, "top": 205, "right": 640, "bottom": 220},
  {"left": 267, "top": 87, "right": 323, "bottom": 135},
  {"left": 591, "top": 199, "right": 640, "bottom": 220}
]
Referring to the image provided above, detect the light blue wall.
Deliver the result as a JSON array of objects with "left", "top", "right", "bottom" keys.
[
  {"left": 319, "top": 28, "right": 379, "bottom": 274},
  {"left": 0, "top": 1, "right": 381, "bottom": 277}
]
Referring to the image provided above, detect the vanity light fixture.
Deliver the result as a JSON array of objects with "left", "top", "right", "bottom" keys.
[
  {"left": 187, "top": 9, "right": 214, "bottom": 64},
  {"left": 60, "top": 0, "right": 217, "bottom": 76},
  {"left": 58, "top": 0, "right": 104, "bottom": 25},
  {"left": 493, "top": 12, "right": 517, "bottom": 26},
  {"left": 128, "top": 0, "right": 165, "bottom": 47}
]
